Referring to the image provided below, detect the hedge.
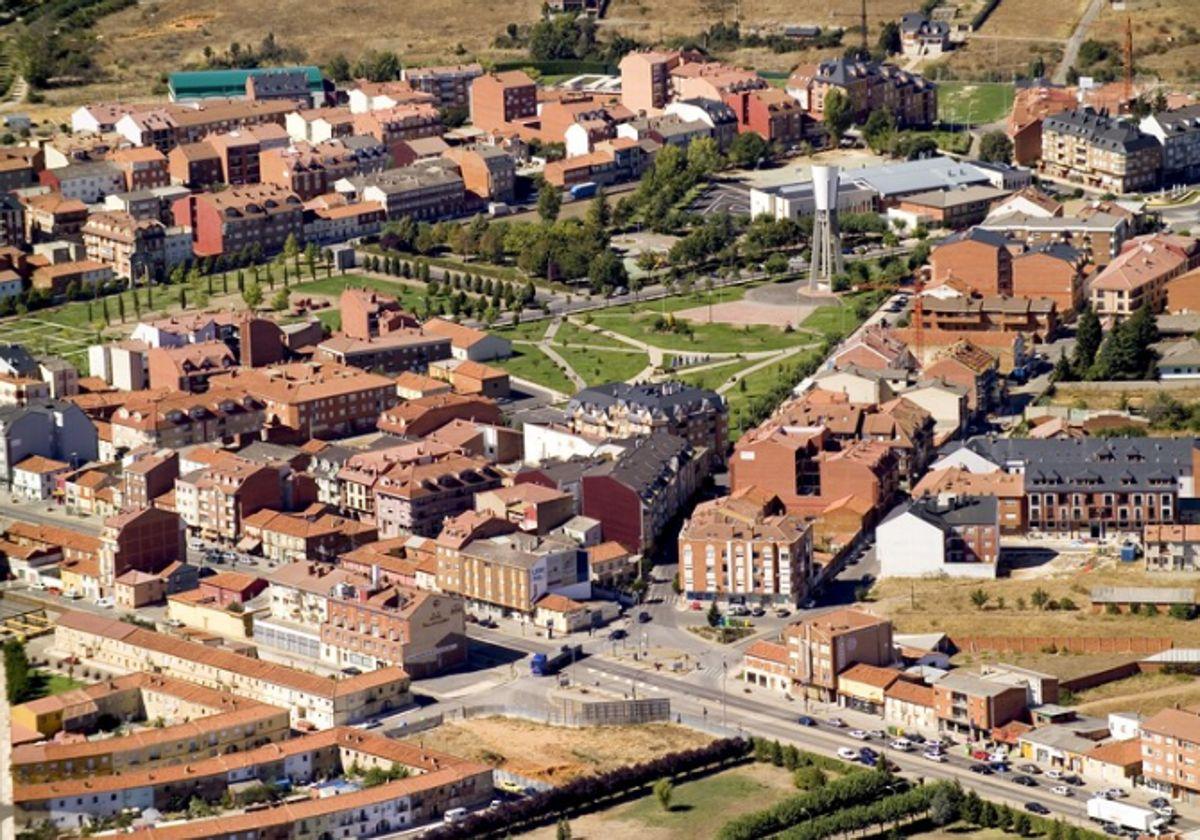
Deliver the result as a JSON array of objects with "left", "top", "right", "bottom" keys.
[
  {"left": 971, "top": 0, "right": 1001, "bottom": 29},
  {"left": 492, "top": 59, "right": 615, "bottom": 76},
  {"left": 716, "top": 768, "right": 904, "bottom": 840},
  {"left": 776, "top": 783, "right": 949, "bottom": 840},
  {"left": 422, "top": 737, "right": 751, "bottom": 840}
]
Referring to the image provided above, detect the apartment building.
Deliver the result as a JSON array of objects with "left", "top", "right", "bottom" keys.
[
  {"left": 1090, "top": 233, "right": 1200, "bottom": 320},
  {"left": 347, "top": 80, "right": 437, "bottom": 114},
  {"left": 108, "top": 147, "right": 170, "bottom": 191},
  {"left": 21, "top": 192, "right": 88, "bottom": 243},
  {"left": 679, "top": 486, "right": 812, "bottom": 606},
  {"left": 173, "top": 453, "right": 283, "bottom": 542},
  {"left": 1141, "top": 708, "right": 1200, "bottom": 802},
  {"left": 114, "top": 98, "right": 295, "bottom": 152},
  {"left": 619, "top": 51, "right": 682, "bottom": 114},
  {"left": 1011, "top": 243, "right": 1087, "bottom": 316},
  {"left": 1007, "top": 84, "right": 1077, "bottom": 166},
  {"left": 242, "top": 504, "right": 376, "bottom": 564},
  {"left": 0, "top": 145, "right": 42, "bottom": 191},
  {"left": 39, "top": 161, "right": 126, "bottom": 204},
  {"left": 442, "top": 144, "right": 517, "bottom": 204},
  {"left": 932, "top": 671, "right": 1029, "bottom": 737},
  {"left": 930, "top": 228, "right": 1014, "bottom": 296},
  {"left": 1142, "top": 523, "right": 1200, "bottom": 572},
  {"left": 346, "top": 158, "right": 466, "bottom": 222},
  {"left": 727, "top": 86, "right": 810, "bottom": 145},
  {"left": 422, "top": 317, "right": 512, "bottom": 362},
  {"left": 474, "top": 483, "right": 575, "bottom": 535},
  {"left": 373, "top": 454, "right": 504, "bottom": 537},
  {"left": 109, "top": 388, "right": 265, "bottom": 451},
  {"left": 205, "top": 130, "right": 263, "bottom": 184},
  {"left": 448, "top": 529, "right": 588, "bottom": 615},
  {"left": 171, "top": 184, "right": 304, "bottom": 259},
  {"left": 979, "top": 210, "right": 1130, "bottom": 267},
  {"left": 567, "top": 381, "right": 727, "bottom": 469},
  {"left": 1041, "top": 109, "right": 1161, "bottom": 194},
  {"left": 787, "top": 58, "right": 937, "bottom": 128},
  {"left": 97, "top": 506, "right": 185, "bottom": 591},
  {"left": 0, "top": 400, "right": 98, "bottom": 483},
  {"left": 260, "top": 138, "right": 387, "bottom": 200},
  {"left": 936, "top": 436, "right": 1199, "bottom": 540},
  {"left": 11, "top": 673, "right": 289, "bottom": 783},
  {"left": 582, "top": 433, "right": 707, "bottom": 554},
  {"left": 1140, "top": 104, "right": 1200, "bottom": 183},
  {"left": 543, "top": 138, "right": 647, "bottom": 188},
  {"left": 469, "top": 71, "right": 538, "bottom": 132},
  {"left": 913, "top": 466, "right": 1026, "bottom": 533},
  {"left": 377, "top": 392, "right": 502, "bottom": 437},
  {"left": 211, "top": 361, "right": 398, "bottom": 441},
  {"left": 166, "top": 140, "right": 223, "bottom": 188},
  {"left": 916, "top": 295, "right": 1058, "bottom": 342},
  {"left": 783, "top": 608, "right": 894, "bottom": 700},
  {"left": 82, "top": 211, "right": 191, "bottom": 281},
  {"left": 877, "top": 495, "right": 1000, "bottom": 578},
  {"left": 402, "top": 63, "right": 484, "bottom": 110},
  {"left": 352, "top": 104, "right": 443, "bottom": 147},
  {"left": 315, "top": 329, "right": 451, "bottom": 374},
  {"left": 53, "top": 611, "right": 412, "bottom": 729}
]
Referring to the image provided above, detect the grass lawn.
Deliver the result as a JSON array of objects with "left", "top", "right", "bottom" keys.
[
  {"left": 554, "top": 320, "right": 626, "bottom": 349},
  {"left": 292, "top": 273, "right": 427, "bottom": 312},
  {"left": 494, "top": 346, "right": 576, "bottom": 395},
  {"left": 937, "top": 82, "right": 1015, "bottom": 126},
  {"left": 21, "top": 670, "right": 85, "bottom": 702},
  {"left": 801, "top": 304, "right": 859, "bottom": 341},
  {"left": 495, "top": 319, "right": 552, "bottom": 342},
  {"left": 554, "top": 346, "right": 649, "bottom": 386},
  {"left": 520, "top": 762, "right": 795, "bottom": 839},
  {"left": 590, "top": 310, "right": 804, "bottom": 353},
  {"left": 726, "top": 349, "right": 823, "bottom": 436},
  {"left": 673, "top": 358, "right": 758, "bottom": 392}
]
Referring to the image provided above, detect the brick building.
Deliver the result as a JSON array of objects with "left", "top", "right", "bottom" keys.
[
  {"left": 97, "top": 506, "right": 186, "bottom": 591},
  {"left": 787, "top": 58, "right": 937, "bottom": 128},
  {"left": 1040, "top": 109, "right": 1161, "bottom": 194},
  {"left": 469, "top": 71, "right": 537, "bottom": 132},
  {"left": 172, "top": 184, "right": 304, "bottom": 259}
]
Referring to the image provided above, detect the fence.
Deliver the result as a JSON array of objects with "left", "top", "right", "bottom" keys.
[
  {"left": 384, "top": 712, "right": 442, "bottom": 739},
  {"left": 1060, "top": 662, "right": 1143, "bottom": 693},
  {"left": 950, "top": 635, "right": 1174, "bottom": 655},
  {"left": 455, "top": 698, "right": 673, "bottom": 728}
]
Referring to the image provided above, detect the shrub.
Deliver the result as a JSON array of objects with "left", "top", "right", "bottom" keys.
[
  {"left": 1058, "top": 597, "right": 1078, "bottom": 611},
  {"left": 794, "top": 766, "right": 827, "bottom": 790}
]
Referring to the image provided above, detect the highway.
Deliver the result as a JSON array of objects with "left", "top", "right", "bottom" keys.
[{"left": 464, "top": 626, "right": 1189, "bottom": 832}]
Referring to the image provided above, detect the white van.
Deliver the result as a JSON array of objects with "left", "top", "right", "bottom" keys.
[{"left": 444, "top": 807, "right": 468, "bottom": 824}]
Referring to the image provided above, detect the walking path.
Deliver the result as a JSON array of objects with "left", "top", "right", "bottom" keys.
[{"left": 1053, "top": 0, "right": 1105, "bottom": 84}]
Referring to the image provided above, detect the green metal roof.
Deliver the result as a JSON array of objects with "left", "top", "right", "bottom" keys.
[{"left": 168, "top": 66, "right": 324, "bottom": 99}]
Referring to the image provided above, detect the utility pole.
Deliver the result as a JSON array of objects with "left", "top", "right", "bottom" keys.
[
  {"left": 860, "top": 0, "right": 868, "bottom": 54},
  {"left": 1124, "top": 16, "right": 1134, "bottom": 104},
  {"left": 721, "top": 658, "right": 728, "bottom": 728}
]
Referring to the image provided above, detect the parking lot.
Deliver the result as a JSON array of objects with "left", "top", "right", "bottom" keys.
[{"left": 688, "top": 181, "right": 751, "bottom": 216}]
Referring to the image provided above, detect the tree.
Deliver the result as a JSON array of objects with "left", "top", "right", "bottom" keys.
[
  {"left": 653, "top": 777, "right": 673, "bottom": 811},
  {"left": 970, "top": 588, "right": 990, "bottom": 610},
  {"left": 283, "top": 233, "right": 301, "bottom": 263},
  {"left": 822, "top": 89, "right": 854, "bottom": 146},
  {"left": 271, "top": 289, "right": 290, "bottom": 311},
  {"left": 1051, "top": 349, "right": 1074, "bottom": 382},
  {"left": 242, "top": 281, "right": 264, "bottom": 310},
  {"left": 707, "top": 601, "right": 721, "bottom": 628},
  {"left": 687, "top": 136, "right": 722, "bottom": 176},
  {"left": 4, "top": 638, "right": 30, "bottom": 704},
  {"left": 537, "top": 180, "right": 562, "bottom": 223},
  {"left": 961, "top": 790, "right": 984, "bottom": 825},
  {"left": 325, "top": 53, "right": 351, "bottom": 82},
  {"left": 588, "top": 250, "right": 628, "bottom": 293},
  {"left": 794, "top": 766, "right": 827, "bottom": 790},
  {"left": 862, "top": 108, "right": 896, "bottom": 153},
  {"left": 1074, "top": 304, "right": 1102, "bottom": 373},
  {"left": 929, "top": 783, "right": 961, "bottom": 826},
  {"left": 585, "top": 188, "right": 611, "bottom": 231},
  {"left": 1014, "top": 813, "right": 1033, "bottom": 836},
  {"left": 877, "top": 20, "right": 901, "bottom": 55},
  {"left": 979, "top": 131, "right": 1013, "bottom": 164},
  {"left": 728, "top": 132, "right": 768, "bottom": 168},
  {"left": 1031, "top": 587, "right": 1050, "bottom": 610}
]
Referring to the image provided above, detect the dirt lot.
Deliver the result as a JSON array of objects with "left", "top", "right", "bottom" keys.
[
  {"left": 1071, "top": 672, "right": 1200, "bottom": 718},
  {"left": 871, "top": 551, "right": 1200, "bottom": 646},
  {"left": 949, "top": 650, "right": 1140, "bottom": 682},
  {"left": 400, "top": 717, "right": 713, "bottom": 783},
  {"left": 1092, "top": 0, "right": 1200, "bottom": 83},
  {"left": 675, "top": 299, "right": 815, "bottom": 329},
  {"left": 928, "top": 38, "right": 1063, "bottom": 83},
  {"left": 1050, "top": 382, "right": 1200, "bottom": 412},
  {"left": 975, "top": 0, "right": 1088, "bottom": 39}
]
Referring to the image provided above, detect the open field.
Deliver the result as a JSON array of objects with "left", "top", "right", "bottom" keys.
[
  {"left": 494, "top": 346, "right": 577, "bottom": 394},
  {"left": 401, "top": 717, "right": 712, "bottom": 784},
  {"left": 1093, "top": 0, "right": 1200, "bottom": 83},
  {"left": 801, "top": 304, "right": 857, "bottom": 341},
  {"left": 291, "top": 273, "right": 427, "bottom": 311},
  {"left": 554, "top": 345, "right": 650, "bottom": 386},
  {"left": 1048, "top": 381, "right": 1200, "bottom": 412},
  {"left": 1069, "top": 672, "right": 1200, "bottom": 717},
  {"left": 495, "top": 320, "right": 553, "bottom": 343},
  {"left": 928, "top": 40, "right": 1063, "bottom": 84},
  {"left": 520, "top": 761, "right": 796, "bottom": 839},
  {"left": 554, "top": 321, "right": 625, "bottom": 349},
  {"left": 870, "top": 552, "right": 1200, "bottom": 645},
  {"left": 937, "top": 82, "right": 1015, "bottom": 127},
  {"left": 975, "top": 0, "right": 1088, "bottom": 39},
  {"left": 675, "top": 358, "right": 759, "bottom": 392},
  {"left": 727, "top": 348, "right": 823, "bottom": 436},
  {"left": 950, "top": 650, "right": 1140, "bottom": 682}
]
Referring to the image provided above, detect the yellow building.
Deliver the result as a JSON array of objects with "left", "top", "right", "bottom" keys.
[
  {"left": 836, "top": 663, "right": 902, "bottom": 715},
  {"left": 166, "top": 589, "right": 257, "bottom": 639}
]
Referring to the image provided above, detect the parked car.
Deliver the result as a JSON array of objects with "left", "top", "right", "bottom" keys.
[
  {"left": 1026, "top": 803, "right": 1051, "bottom": 816},
  {"left": 726, "top": 604, "right": 749, "bottom": 617},
  {"left": 1063, "top": 774, "right": 1084, "bottom": 786},
  {"left": 797, "top": 715, "right": 817, "bottom": 727},
  {"left": 637, "top": 611, "right": 652, "bottom": 623},
  {"left": 969, "top": 764, "right": 994, "bottom": 775},
  {"left": 1149, "top": 798, "right": 1170, "bottom": 810},
  {"left": 1045, "top": 769, "right": 1064, "bottom": 781},
  {"left": 608, "top": 628, "right": 627, "bottom": 640},
  {"left": 95, "top": 597, "right": 114, "bottom": 609},
  {"left": 826, "top": 717, "right": 846, "bottom": 728},
  {"left": 774, "top": 607, "right": 791, "bottom": 618},
  {"left": 1051, "top": 785, "right": 1074, "bottom": 797},
  {"left": 922, "top": 750, "right": 947, "bottom": 763},
  {"left": 1103, "top": 788, "right": 1128, "bottom": 800},
  {"left": 848, "top": 729, "right": 870, "bottom": 740},
  {"left": 1013, "top": 775, "right": 1038, "bottom": 787},
  {"left": 1019, "top": 763, "right": 1041, "bottom": 775},
  {"left": 837, "top": 747, "right": 859, "bottom": 760},
  {"left": 1102, "top": 825, "right": 1123, "bottom": 837},
  {"left": 889, "top": 739, "right": 913, "bottom": 752},
  {"left": 750, "top": 606, "right": 766, "bottom": 617}
]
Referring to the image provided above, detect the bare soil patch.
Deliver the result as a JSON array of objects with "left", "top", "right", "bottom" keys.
[{"left": 676, "top": 299, "right": 814, "bottom": 329}]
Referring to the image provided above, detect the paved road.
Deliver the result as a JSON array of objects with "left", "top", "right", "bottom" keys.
[
  {"left": 1054, "top": 0, "right": 1106, "bottom": 84},
  {"left": 462, "top": 624, "right": 1189, "bottom": 831},
  {"left": 0, "top": 501, "right": 103, "bottom": 535}
]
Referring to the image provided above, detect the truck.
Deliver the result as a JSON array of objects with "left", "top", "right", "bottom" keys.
[
  {"left": 530, "top": 644, "right": 583, "bottom": 677},
  {"left": 569, "top": 181, "right": 598, "bottom": 200},
  {"left": 1087, "top": 798, "right": 1168, "bottom": 834}
]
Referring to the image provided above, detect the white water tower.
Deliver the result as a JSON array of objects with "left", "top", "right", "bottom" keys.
[{"left": 809, "top": 165, "right": 844, "bottom": 291}]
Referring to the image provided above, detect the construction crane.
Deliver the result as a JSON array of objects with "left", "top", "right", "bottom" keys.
[{"left": 1124, "top": 15, "right": 1134, "bottom": 104}]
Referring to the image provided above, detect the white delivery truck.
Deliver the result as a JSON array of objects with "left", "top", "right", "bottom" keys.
[{"left": 1087, "top": 798, "right": 1168, "bottom": 834}]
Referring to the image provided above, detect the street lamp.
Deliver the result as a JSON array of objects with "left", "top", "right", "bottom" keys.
[{"left": 721, "top": 657, "right": 728, "bottom": 728}]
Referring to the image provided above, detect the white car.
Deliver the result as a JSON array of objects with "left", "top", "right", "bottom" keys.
[
  {"left": 848, "top": 729, "right": 869, "bottom": 740},
  {"left": 922, "top": 751, "right": 947, "bottom": 763},
  {"left": 1155, "top": 806, "right": 1175, "bottom": 819},
  {"left": 890, "top": 739, "right": 913, "bottom": 752},
  {"left": 1051, "top": 785, "right": 1073, "bottom": 797},
  {"left": 838, "top": 747, "right": 859, "bottom": 760},
  {"left": 95, "top": 597, "right": 114, "bottom": 609},
  {"left": 1045, "top": 769, "right": 1064, "bottom": 781},
  {"left": 1103, "top": 788, "right": 1128, "bottom": 799}
]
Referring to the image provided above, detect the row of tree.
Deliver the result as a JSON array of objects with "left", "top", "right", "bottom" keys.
[{"left": 1052, "top": 303, "right": 1159, "bottom": 382}]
